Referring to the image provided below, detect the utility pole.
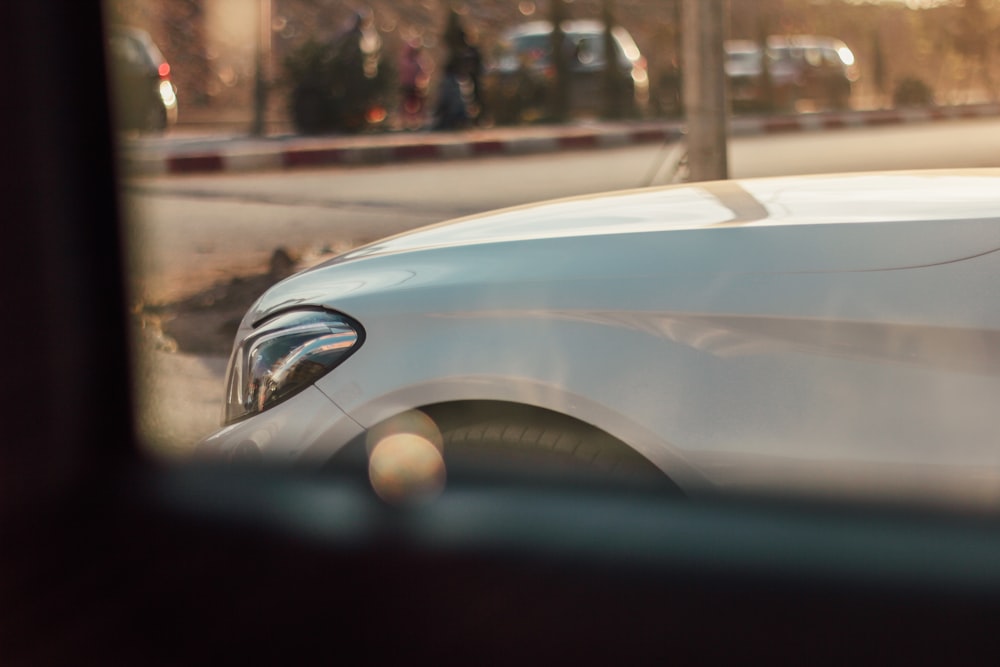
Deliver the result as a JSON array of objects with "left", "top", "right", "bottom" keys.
[
  {"left": 550, "top": 0, "right": 569, "bottom": 122},
  {"left": 251, "top": 0, "right": 272, "bottom": 137},
  {"left": 601, "top": 0, "right": 622, "bottom": 119},
  {"left": 682, "top": 0, "right": 728, "bottom": 181}
]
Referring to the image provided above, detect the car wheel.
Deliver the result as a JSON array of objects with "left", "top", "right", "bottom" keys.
[
  {"left": 782, "top": 88, "right": 801, "bottom": 113},
  {"left": 831, "top": 81, "right": 851, "bottom": 111},
  {"left": 427, "top": 404, "right": 676, "bottom": 488},
  {"left": 144, "top": 103, "right": 167, "bottom": 133}
]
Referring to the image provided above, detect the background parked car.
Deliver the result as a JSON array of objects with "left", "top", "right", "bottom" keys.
[
  {"left": 107, "top": 26, "right": 177, "bottom": 132},
  {"left": 725, "top": 34, "right": 858, "bottom": 112},
  {"left": 770, "top": 35, "right": 858, "bottom": 110},
  {"left": 484, "top": 19, "right": 649, "bottom": 124},
  {"left": 725, "top": 39, "right": 766, "bottom": 111}
]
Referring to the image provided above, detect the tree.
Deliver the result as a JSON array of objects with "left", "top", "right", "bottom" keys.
[
  {"left": 549, "top": 0, "right": 570, "bottom": 122},
  {"left": 601, "top": 0, "right": 624, "bottom": 119},
  {"left": 951, "top": 0, "right": 998, "bottom": 101}
]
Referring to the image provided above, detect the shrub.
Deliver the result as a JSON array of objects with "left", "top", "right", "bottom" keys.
[
  {"left": 893, "top": 77, "right": 934, "bottom": 108},
  {"left": 284, "top": 36, "right": 393, "bottom": 134}
]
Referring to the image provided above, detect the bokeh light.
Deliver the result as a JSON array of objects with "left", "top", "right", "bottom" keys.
[{"left": 368, "top": 433, "right": 446, "bottom": 505}]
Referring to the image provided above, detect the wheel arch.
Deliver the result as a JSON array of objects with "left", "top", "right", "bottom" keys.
[{"left": 339, "top": 395, "right": 705, "bottom": 494}]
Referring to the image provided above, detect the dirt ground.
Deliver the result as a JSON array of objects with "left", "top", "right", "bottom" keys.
[
  {"left": 130, "top": 248, "right": 310, "bottom": 458},
  {"left": 133, "top": 247, "right": 301, "bottom": 357}
]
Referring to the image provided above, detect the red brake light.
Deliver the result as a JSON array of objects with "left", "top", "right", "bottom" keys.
[{"left": 158, "top": 62, "right": 170, "bottom": 78}]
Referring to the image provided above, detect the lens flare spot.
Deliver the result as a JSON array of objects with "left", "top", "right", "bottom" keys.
[
  {"left": 369, "top": 433, "right": 446, "bottom": 504},
  {"left": 365, "top": 410, "right": 443, "bottom": 455},
  {"left": 366, "top": 106, "right": 387, "bottom": 124}
]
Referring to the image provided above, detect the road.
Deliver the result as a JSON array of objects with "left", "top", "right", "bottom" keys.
[
  {"left": 126, "top": 117, "right": 1000, "bottom": 455},
  {"left": 127, "top": 117, "right": 1000, "bottom": 304}
]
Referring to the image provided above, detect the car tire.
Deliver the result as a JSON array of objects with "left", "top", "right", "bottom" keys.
[
  {"left": 831, "top": 81, "right": 851, "bottom": 111},
  {"left": 429, "top": 405, "right": 675, "bottom": 488},
  {"left": 144, "top": 103, "right": 167, "bottom": 134}
]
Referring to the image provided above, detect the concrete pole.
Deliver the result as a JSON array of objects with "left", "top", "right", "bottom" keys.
[
  {"left": 251, "top": 0, "right": 272, "bottom": 137},
  {"left": 550, "top": 0, "right": 569, "bottom": 122},
  {"left": 682, "top": 0, "right": 728, "bottom": 181},
  {"left": 602, "top": 0, "right": 621, "bottom": 119}
]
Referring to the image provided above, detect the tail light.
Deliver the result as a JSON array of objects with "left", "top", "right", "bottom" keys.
[{"left": 158, "top": 62, "right": 171, "bottom": 79}]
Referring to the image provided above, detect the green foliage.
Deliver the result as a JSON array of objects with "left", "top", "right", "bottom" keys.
[
  {"left": 282, "top": 39, "right": 337, "bottom": 85},
  {"left": 283, "top": 34, "right": 395, "bottom": 134}
]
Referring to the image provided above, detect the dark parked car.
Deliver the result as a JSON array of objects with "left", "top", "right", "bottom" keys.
[
  {"left": 726, "top": 35, "right": 858, "bottom": 112},
  {"left": 484, "top": 19, "right": 649, "bottom": 124},
  {"left": 107, "top": 25, "right": 178, "bottom": 132},
  {"left": 725, "top": 39, "right": 768, "bottom": 111}
]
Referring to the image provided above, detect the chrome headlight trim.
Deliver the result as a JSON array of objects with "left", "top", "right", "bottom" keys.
[{"left": 224, "top": 308, "right": 363, "bottom": 425}]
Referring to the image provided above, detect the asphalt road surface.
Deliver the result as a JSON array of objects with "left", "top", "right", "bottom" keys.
[{"left": 125, "top": 117, "right": 1000, "bottom": 456}]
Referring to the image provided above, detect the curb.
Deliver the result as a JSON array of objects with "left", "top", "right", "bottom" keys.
[
  {"left": 732, "top": 103, "right": 1000, "bottom": 135},
  {"left": 124, "top": 103, "right": 1000, "bottom": 177}
]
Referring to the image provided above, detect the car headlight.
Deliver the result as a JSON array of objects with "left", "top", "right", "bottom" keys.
[
  {"left": 224, "top": 309, "right": 363, "bottom": 424},
  {"left": 158, "top": 80, "right": 177, "bottom": 107}
]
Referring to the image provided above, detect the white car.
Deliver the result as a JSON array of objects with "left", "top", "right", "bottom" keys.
[{"left": 199, "top": 169, "right": 1000, "bottom": 505}]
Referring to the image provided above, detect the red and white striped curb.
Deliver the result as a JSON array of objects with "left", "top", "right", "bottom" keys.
[
  {"left": 125, "top": 103, "right": 1000, "bottom": 176},
  {"left": 125, "top": 125, "right": 684, "bottom": 176},
  {"left": 733, "top": 103, "right": 1000, "bottom": 135}
]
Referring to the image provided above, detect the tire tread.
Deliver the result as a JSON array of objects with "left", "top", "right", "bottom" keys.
[{"left": 438, "top": 413, "right": 662, "bottom": 481}]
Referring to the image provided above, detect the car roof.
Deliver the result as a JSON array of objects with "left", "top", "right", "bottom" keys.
[
  {"left": 725, "top": 39, "right": 760, "bottom": 54},
  {"left": 767, "top": 34, "right": 849, "bottom": 51},
  {"left": 109, "top": 24, "right": 153, "bottom": 42},
  {"left": 502, "top": 19, "right": 620, "bottom": 39},
  {"left": 108, "top": 24, "right": 166, "bottom": 62},
  {"left": 498, "top": 20, "right": 642, "bottom": 62}
]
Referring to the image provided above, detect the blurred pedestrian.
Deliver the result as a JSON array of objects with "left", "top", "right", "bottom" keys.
[
  {"left": 333, "top": 7, "right": 384, "bottom": 130},
  {"left": 335, "top": 11, "right": 365, "bottom": 85},
  {"left": 463, "top": 30, "right": 485, "bottom": 124},
  {"left": 433, "top": 9, "right": 473, "bottom": 130},
  {"left": 432, "top": 58, "right": 469, "bottom": 130},
  {"left": 398, "top": 40, "right": 429, "bottom": 130},
  {"left": 442, "top": 8, "right": 468, "bottom": 66}
]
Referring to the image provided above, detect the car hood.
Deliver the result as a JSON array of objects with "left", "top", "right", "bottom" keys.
[{"left": 246, "top": 170, "right": 1000, "bottom": 325}]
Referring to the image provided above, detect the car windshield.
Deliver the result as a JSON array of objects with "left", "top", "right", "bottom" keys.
[
  {"left": 509, "top": 32, "right": 550, "bottom": 58},
  {"left": 494, "top": 27, "right": 631, "bottom": 70},
  {"left": 108, "top": 0, "right": 1000, "bottom": 511},
  {"left": 727, "top": 50, "right": 760, "bottom": 65}
]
